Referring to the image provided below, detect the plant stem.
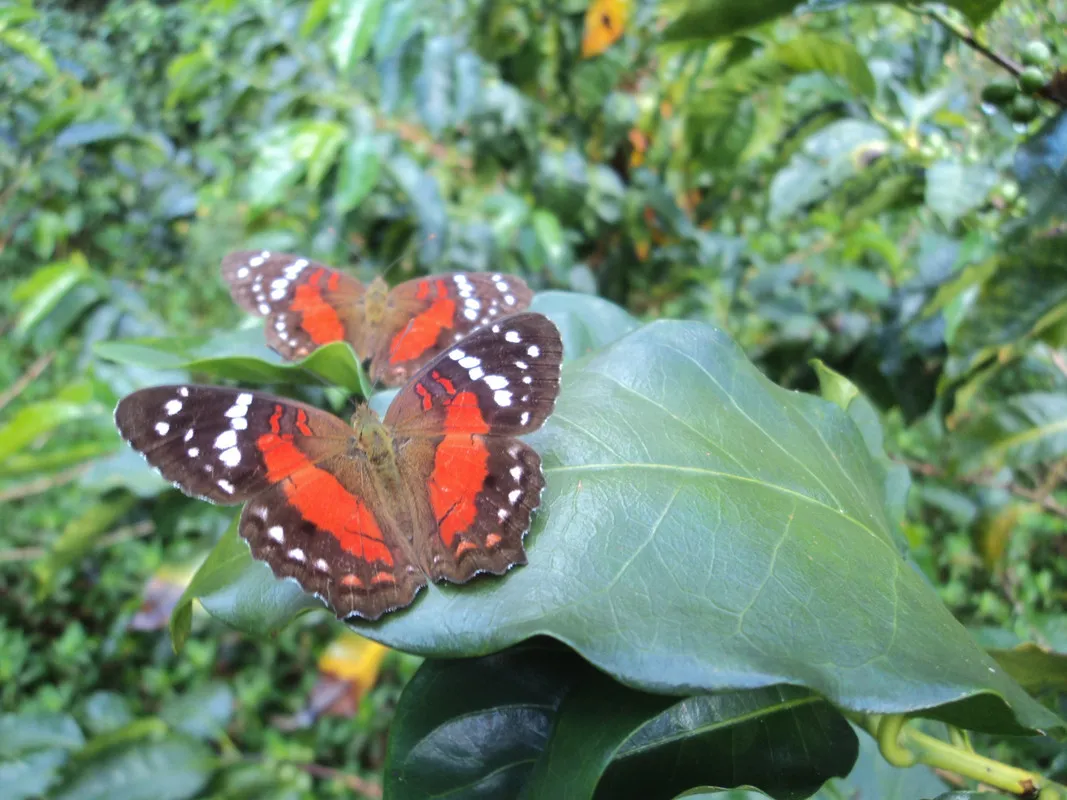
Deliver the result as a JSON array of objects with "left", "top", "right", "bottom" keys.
[{"left": 852, "top": 712, "right": 1066, "bottom": 797}]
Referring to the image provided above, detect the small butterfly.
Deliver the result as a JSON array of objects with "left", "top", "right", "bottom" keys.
[
  {"left": 221, "top": 251, "right": 534, "bottom": 387},
  {"left": 115, "top": 313, "right": 563, "bottom": 620}
]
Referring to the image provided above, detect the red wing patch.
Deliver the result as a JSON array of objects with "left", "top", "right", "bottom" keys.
[
  {"left": 290, "top": 269, "right": 346, "bottom": 345},
  {"left": 388, "top": 279, "right": 456, "bottom": 364},
  {"left": 257, "top": 431, "right": 393, "bottom": 565}
]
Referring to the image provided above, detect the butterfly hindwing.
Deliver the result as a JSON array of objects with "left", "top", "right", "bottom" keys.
[
  {"left": 370, "top": 272, "right": 534, "bottom": 386},
  {"left": 221, "top": 251, "right": 366, "bottom": 360}
]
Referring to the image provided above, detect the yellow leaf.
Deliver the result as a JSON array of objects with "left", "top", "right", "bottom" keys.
[
  {"left": 582, "top": 0, "right": 630, "bottom": 58},
  {"left": 318, "top": 630, "right": 390, "bottom": 689}
]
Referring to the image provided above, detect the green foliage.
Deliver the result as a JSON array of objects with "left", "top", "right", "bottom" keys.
[{"left": 5, "top": 0, "right": 1067, "bottom": 797}]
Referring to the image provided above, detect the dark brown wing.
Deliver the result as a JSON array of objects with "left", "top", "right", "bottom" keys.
[
  {"left": 114, "top": 385, "right": 423, "bottom": 620},
  {"left": 383, "top": 312, "right": 563, "bottom": 585},
  {"left": 221, "top": 251, "right": 368, "bottom": 360},
  {"left": 368, "top": 272, "right": 533, "bottom": 387}
]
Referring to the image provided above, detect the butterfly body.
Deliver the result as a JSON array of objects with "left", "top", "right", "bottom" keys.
[
  {"left": 116, "top": 312, "right": 562, "bottom": 620},
  {"left": 221, "top": 251, "right": 534, "bottom": 386}
]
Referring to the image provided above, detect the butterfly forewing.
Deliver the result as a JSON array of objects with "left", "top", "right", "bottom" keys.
[
  {"left": 369, "top": 272, "right": 534, "bottom": 386},
  {"left": 221, "top": 251, "right": 366, "bottom": 360},
  {"left": 384, "top": 311, "right": 562, "bottom": 436}
]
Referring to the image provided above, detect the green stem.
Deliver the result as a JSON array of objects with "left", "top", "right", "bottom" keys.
[{"left": 851, "top": 712, "right": 1066, "bottom": 798}]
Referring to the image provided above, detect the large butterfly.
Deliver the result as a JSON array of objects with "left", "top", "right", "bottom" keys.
[
  {"left": 221, "top": 250, "right": 534, "bottom": 387},
  {"left": 114, "top": 313, "right": 562, "bottom": 620}
]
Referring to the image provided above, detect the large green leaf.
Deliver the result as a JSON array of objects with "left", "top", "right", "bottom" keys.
[
  {"left": 949, "top": 233, "right": 1067, "bottom": 364},
  {"left": 955, "top": 392, "right": 1067, "bottom": 472},
  {"left": 330, "top": 0, "right": 385, "bottom": 74},
  {"left": 94, "top": 328, "right": 370, "bottom": 396},
  {"left": 530, "top": 291, "right": 639, "bottom": 360},
  {"left": 385, "top": 644, "right": 856, "bottom": 800},
  {"left": 179, "top": 321, "right": 1061, "bottom": 735},
  {"left": 51, "top": 735, "right": 215, "bottom": 800},
  {"left": 1014, "top": 110, "right": 1067, "bottom": 228},
  {"left": 335, "top": 135, "right": 382, "bottom": 214},
  {"left": 0, "top": 712, "right": 85, "bottom": 800},
  {"left": 925, "top": 160, "right": 998, "bottom": 227},
  {"left": 661, "top": 0, "right": 1004, "bottom": 41},
  {"left": 169, "top": 517, "right": 319, "bottom": 650}
]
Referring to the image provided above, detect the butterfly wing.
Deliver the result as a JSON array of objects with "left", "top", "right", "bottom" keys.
[
  {"left": 114, "top": 385, "right": 424, "bottom": 620},
  {"left": 221, "top": 251, "right": 367, "bottom": 360},
  {"left": 368, "top": 272, "right": 533, "bottom": 387},
  {"left": 384, "top": 312, "right": 563, "bottom": 584}
]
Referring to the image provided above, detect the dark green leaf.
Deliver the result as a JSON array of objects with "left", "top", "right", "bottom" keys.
[
  {"left": 988, "top": 644, "right": 1067, "bottom": 695},
  {"left": 0, "top": 27, "right": 57, "bottom": 77},
  {"left": 386, "top": 644, "right": 857, "bottom": 800},
  {"left": 33, "top": 495, "right": 139, "bottom": 597},
  {"left": 956, "top": 392, "right": 1067, "bottom": 471},
  {"left": 0, "top": 399, "right": 108, "bottom": 462},
  {"left": 0, "top": 712, "right": 84, "bottom": 758},
  {"left": 0, "top": 749, "right": 69, "bottom": 800},
  {"left": 416, "top": 36, "right": 454, "bottom": 135},
  {"left": 53, "top": 121, "right": 128, "bottom": 149},
  {"left": 1014, "top": 110, "right": 1067, "bottom": 227},
  {"left": 94, "top": 329, "right": 369, "bottom": 396},
  {"left": 81, "top": 693, "right": 135, "bottom": 736},
  {"left": 159, "top": 682, "right": 235, "bottom": 739},
  {"left": 170, "top": 518, "right": 319, "bottom": 650},
  {"left": 330, "top": 0, "right": 386, "bottom": 74},
  {"left": 925, "top": 160, "right": 998, "bottom": 226},
  {"left": 388, "top": 155, "right": 447, "bottom": 262},
  {"left": 661, "top": 0, "right": 802, "bottom": 43},
  {"left": 52, "top": 736, "right": 214, "bottom": 800},
  {"left": 335, "top": 136, "right": 382, "bottom": 214}
]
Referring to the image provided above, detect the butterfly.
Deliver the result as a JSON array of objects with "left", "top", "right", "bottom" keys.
[
  {"left": 114, "top": 312, "right": 563, "bottom": 621},
  {"left": 221, "top": 250, "right": 534, "bottom": 387}
]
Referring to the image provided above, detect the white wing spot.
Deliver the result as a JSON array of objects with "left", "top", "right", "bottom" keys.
[
  {"left": 494, "top": 390, "right": 512, "bottom": 406},
  {"left": 178, "top": 387, "right": 189, "bottom": 397},
  {"left": 449, "top": 349, "right": 465, "bottom": 360},
  {"left": 249, "top": 256, "right": 265, "bottom": 268},
  {"left": 155, "top": 422, "right": 169, "bottom": 436},
  {"left": 232, "top": 417, "right": 248, "bottom": 430},
  {"left": 520, "top": 411, "right": 530, "bottom": 425},
  {"left": 165, "top": 400, "right": 182, "bottom": 415},
  {"left": 225, "top": 404, "right": 247, "bottom": 418},
  {"left": 271, "top": 288, "right": 285, "bottom": 300},
  {"left": 187, "top": 447, "right": 199, "bottom": 457},
  {"left": 505, "top": 330, "right": 520, "bottom": 343},
  {"left": 236, "top": 267, "right": 249, "bottom": 278},
  {"left": 258, "top": 303, "right": 270, "bottom": 314},
  {"left": 288, "top": 548, "right": 306, "bottom": 562},
  {"left": 527, "top": 345, "right": 540, "bottom": 357},
  {"left": 492, "top": 325, "right": 501, "bottom": 333},
  {"left": 252, "top": 506, "right": 268, "bottom": 520},
  {"left": 219, "top": 447, "right": 241, "bottom": 467},
  {"left": 495, "top": 280, "right": 508, "bottom": 292},
  {"left": 215, "top": 430, "right": 237, "bottom": 450},
  {"left": 459, "top": 356, "right": 480, "bottom": 369},
  {"left": 515, "top": 360, "right": 527, "bottom": 370},
  {"left": 184, "top": 429, "right": 194, "bottom": 442},
  {"left": 268, "top": 526, "right": 284, "bottom": 543},
  {"left": 508, "top": 489, "right": 521, "bottom": 504},
  {"left": 504, "top": 294, "right": 516, "bottom": 305},
  {"left": 463, "top": 308, "right": 478, "bottom": 321},
  {"left": 497, "top": 508, "right": 509, "bottom": 521},
  {"left": 491, "top": 274, "right": 502, "bottom": 281},
  {"left": 484, "top": 375, "right": 508, "bottom": 390},
  {"left": 315, "top": 558, "right": 329, "bottom": 572},
  {"left": 469, "top": 366, "right": 485, "bottom": 380},
  {"left": 510, "top": 466, "right": 522, "bottom": 480},
  {"left": 464, "top": 298, "right": 480, "bottom": 309},
  {"left": 237, "top": 393, "right": 252, "bottom": 405},
  {"left": 523, "top": 376, "right": 532, "bottom": 384},
  {"left": 218, "top": 479, "right": 235, "bottom": 494}
]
